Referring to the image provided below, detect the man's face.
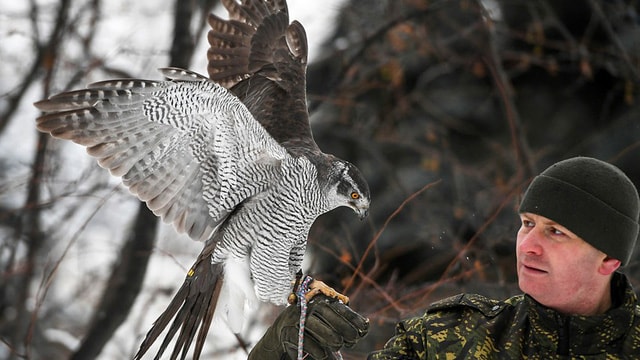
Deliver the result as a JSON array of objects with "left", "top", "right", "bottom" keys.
[{"left": 516, "top": 213, "right": 613, "bottom": 315}]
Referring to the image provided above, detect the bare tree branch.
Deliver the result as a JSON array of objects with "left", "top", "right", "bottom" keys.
[
  {"left": 4, "top": 0, "right": 72, "bottom": 358},
  {"left": 70, "top": 202, "right": 157, "bottom": 360},
  {"left": 69, "top": 0, "right": 219, "bottom": 357}
]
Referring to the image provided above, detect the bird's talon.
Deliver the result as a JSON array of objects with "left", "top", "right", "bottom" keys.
[
  {"left": 289, "top": 277, "right": 350, "bottom": 304},
  {"left": 307, "top": 279, "right": 350, "bottom": 304}
]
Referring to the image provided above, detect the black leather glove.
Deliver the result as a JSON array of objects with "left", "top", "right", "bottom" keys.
[{"left": 248, "top": 295, "right": 369, "bottom": 359}]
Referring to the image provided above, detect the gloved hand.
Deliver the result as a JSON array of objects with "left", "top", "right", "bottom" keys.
[{"left": 248, "top": 294, "right": 369, "bottom": 359}]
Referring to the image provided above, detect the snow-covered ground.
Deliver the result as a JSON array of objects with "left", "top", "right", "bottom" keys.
[{"left": 0, "top": 0, "right": 345, "bottom": 358}]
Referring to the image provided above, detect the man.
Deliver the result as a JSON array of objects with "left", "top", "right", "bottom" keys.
[{"left": 249, "top": 157, "right": 640, "bottom": 359}]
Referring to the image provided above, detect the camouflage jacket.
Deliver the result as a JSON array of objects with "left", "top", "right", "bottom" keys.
[{"left": 368, "top": 273, "right": 640, "bottom": 359}]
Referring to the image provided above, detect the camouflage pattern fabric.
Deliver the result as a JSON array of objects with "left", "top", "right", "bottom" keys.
[{"left": 368, "top": 273, "right": 640, "bottom": 359}]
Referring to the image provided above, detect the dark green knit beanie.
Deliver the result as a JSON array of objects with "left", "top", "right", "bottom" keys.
[{"left": 519, "top": 157, "right": 640, "bottom": 265}]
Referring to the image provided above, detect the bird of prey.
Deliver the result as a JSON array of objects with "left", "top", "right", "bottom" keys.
[{"left": 34, "top": 0, "right": 370, "bottom": 358}]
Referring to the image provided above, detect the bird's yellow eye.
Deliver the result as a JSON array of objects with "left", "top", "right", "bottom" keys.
[{"left": 351, "top": 192, "right": 360, "bottom": 199}]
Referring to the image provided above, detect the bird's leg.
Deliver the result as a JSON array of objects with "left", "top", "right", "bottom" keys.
[
  {"left": 305, "top": 279, "right": 349, "bottom": 305},
  {"left": 288, "top": 275, "right": 349, "bottom": 359},
  {"left": 288, "top": 274, "right": 350, "bottom": 305},
  {"left": 288, "top": 270, "right": 305, "bottom": 304}
]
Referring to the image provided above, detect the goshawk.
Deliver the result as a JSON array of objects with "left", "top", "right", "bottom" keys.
[{"left": 34, "top": 0, "right": 370, "bottom": 358}]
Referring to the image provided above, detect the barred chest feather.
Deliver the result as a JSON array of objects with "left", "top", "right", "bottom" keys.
[{"left": 212, "top": 156, "right": 329, "bottom": 305}]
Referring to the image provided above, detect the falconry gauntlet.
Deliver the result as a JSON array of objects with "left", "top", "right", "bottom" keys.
[{"left": 249, "top": 295, "right": 369, "bottom": 359}]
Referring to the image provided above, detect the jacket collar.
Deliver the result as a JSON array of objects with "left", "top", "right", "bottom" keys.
[{"left": 525, "top": 272, "right": 637, "bottom": 356}]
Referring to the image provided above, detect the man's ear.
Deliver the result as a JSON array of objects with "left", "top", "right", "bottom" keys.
[{"left": 599, "top": 256, "right": 621, "bottom": 276}]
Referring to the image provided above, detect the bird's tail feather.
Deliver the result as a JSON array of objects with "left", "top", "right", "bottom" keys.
[{"left": 134, "top": 243, "right": 222, "bottom": 360}]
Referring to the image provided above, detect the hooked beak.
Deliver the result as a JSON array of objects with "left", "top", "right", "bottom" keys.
[{"left": 355, "top": 207, "right": 369, "bottom": 220}]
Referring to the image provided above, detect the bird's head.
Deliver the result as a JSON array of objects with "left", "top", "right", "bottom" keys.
[{"left": 325, "top": 159, "right": 371, "bottom": 220}]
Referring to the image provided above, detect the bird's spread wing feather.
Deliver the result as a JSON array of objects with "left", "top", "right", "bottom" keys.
[
  {"left": 206, "top": 0, "right": 290, "bottom": 88},
  {"left": 207, "top": 0, "right": 318, "bottom": 155},
  {"left": 35, "top": 68, "right": 288, "bottom": 242}
]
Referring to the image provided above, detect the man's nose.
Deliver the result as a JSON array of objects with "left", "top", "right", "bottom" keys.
[{"left": 518, "top": 227, "right": 543, "bottom": 255}]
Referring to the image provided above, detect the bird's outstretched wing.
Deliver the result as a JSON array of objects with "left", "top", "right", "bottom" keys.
[
  {"left": 207, "top": 0, "right": 299, "bottom": 88},
  {"left": 35, "top": 68, "right": 288, "bottom": 242},
  {"left": 207, "top": 0, "right": 318, "bottom": 155}
]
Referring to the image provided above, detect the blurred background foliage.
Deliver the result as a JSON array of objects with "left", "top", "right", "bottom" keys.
[
  {"left": 1, "top": 0, "right": 639, "bottom": 358},
  {"left": 307, "top": 0, "right": 640, "bottom": 354}
]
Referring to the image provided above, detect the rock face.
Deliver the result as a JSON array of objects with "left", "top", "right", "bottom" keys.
[{"left": 304, "top": 0, "right": 640, "bottom": 352}]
